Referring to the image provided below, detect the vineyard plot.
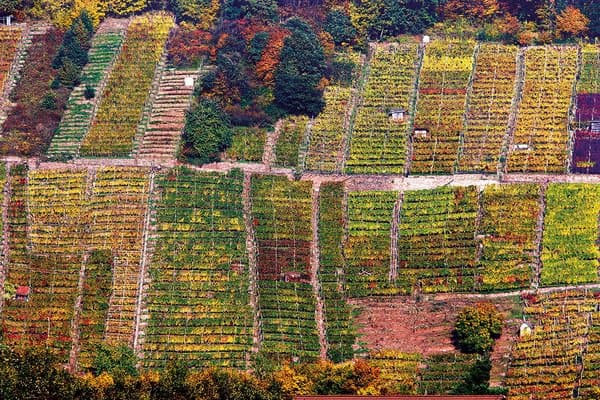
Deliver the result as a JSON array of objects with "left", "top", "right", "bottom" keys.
[
  {"left": 506, "top": 46, "right": 578, "bottom": 173},
  {"left": 397, "top": 186, "right": 479, "bottom": 293},
  {"left": 274, "top": 116, "right": 308, "bottom": 168},
  {"left": 506, "top": 290, "right": 598, "bottom": 400},
  {"left": 541, "top": 184, "right": 600, "bottom": 285},
  {"left": 305, "top": 85, "right": 353, "bottom": 172},
  {"left": 572, "top": 45, "right": 600, "bottom": 173},
  {"left": 345, "top": 43, "right": 420, "bottom": 175},
  {"left": 1, "top": 166, "right": 84, "bottom": 361},
  {"left": 0, "top": 27, "right": 22, "bottom": 98},
  {"left": 318, "top": 183, "right": 356, "bottom": 361},
  {"left": 345, "top": 190, "right": 398, "bottom": 297},
  {"left": 458, "top": 43, "right": 517, "bottom": 173},
  {"left": 144, "top": 169, "right": 253, "bottom": 368},
  {"left": 411, "top": 40, "right": 475, "bottom": 174},
  {"left": 478, "top": 184, "right": 540, "bottom": 290},
  {"left": 251, "top": 175, "right": 320, "bottom": 359},
  {"left": 48, "top": 31, "right": 125, "bottom": 159},
  {"left": 80, "top": 13, "right": 173, "bottom": 157}
]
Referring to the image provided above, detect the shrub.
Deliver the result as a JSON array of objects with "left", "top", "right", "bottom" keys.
[
  {"left": 454, "top": 303, "right": 503, "bottom": 354},
  {"left": 83, "top": 84, "right": 95, "bottom": 99},
  {"left": 40, "top": 91, "right": 57, "bottom": 110}
]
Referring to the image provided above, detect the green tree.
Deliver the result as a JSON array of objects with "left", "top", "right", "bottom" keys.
[
  {"left": 452, "top": 356, "right": 495, "bottom": 395},
  {"left": 324, "top": 10, "right": 357, "bottom": 45},
  {"left": 454, "top": 303, "right": 503, "bottom": 354},
  {"left": 221, "top": 0, "right": 278, "bottom": 21},
  {"left": 183, "top": 98, "right": 233, "bottom": 164},
  {"left": 0, "top": 0, "right": 23, "bottom": 15},
  {"left": 274, "top": 17, "right": 326, "bottom": 116}
]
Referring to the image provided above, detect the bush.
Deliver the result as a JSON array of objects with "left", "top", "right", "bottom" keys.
[
  {"left": 40, "top": 92, "right": 57, "bottom": 110},
  {"left": 91, "top": 344, "right": 138, "bottom": 377},
  {"left": 182, "top": 98, "right": 233, "bottom": 165},
  {"left": 454, "top": 303, "right": 503, "bottom": 354},
  {"left": 84, "top": 85, "right": 96, "bottom": 100}
]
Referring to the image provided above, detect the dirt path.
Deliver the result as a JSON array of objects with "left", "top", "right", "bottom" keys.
[
  {"left": 310, "top": 181, "right": 328, "bottom": 359},
  {"left": 242, "top": 172, "right": 262, "bottom": 364},
  {"left": 133, "top": 170, "right": 156, "bottom": 364},
  {"left": 262, "top": 119, "right": 283, "bottom": 169}
]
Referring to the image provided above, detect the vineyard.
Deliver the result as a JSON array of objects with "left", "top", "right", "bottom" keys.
[
  {"left": 572, "top": 45, "right": 600, "bottom": 173},
  {"left": 144, "top": 168, "right": 253, "bottom": 368},
  {"left": 344, "top": 190, "right": 398, "bottom": 297},
  {"left": 397, "top": 186, "right": 479, "bottom": 293},
  {"left": 345, "top": 43, "right": 419, "bottom": 174},
  {"left": 48, "top": 30, "right": 126, "bottom": 159},
  {"left": 506, "top": 290, "right": 600, "bottom": 399},
  {"left": 250, "top": 175, "right": 320, "bottom": 359},
  {"left": 478, "top": 184, "right": 540, "bottom": 290},
  {"left": 541, "top": 184, "right": 600, "bottom": 285},
  {"left": 458, "top": 43, "right": 517, "bottom": 173},
  {"left": 304, "top": 85, "right": 353, "bottom": 172},
  {"left": 411, "top": 40, "right": 475, "bottom": 174},
  {"left": 506, "top": 46, "right": 578, "bottom": 173},
  {"left": 80, "top": 13, "right": 173, "bottom": 157},
  {"left": 0, "top": 27, "right": 21, "bottom": 97},
  {"left": 2, "top": 13, "right": 600, "bottom": 396}
]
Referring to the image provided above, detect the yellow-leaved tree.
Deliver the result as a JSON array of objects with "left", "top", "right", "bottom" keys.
[
  {"left": 106, "top": 0, "right": 148, "bottom": 16},
  {"left": 173, "top": 0, "right": 220, "bottom": 30}
]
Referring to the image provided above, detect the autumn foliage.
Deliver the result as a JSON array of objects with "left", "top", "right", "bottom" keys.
[{"left": 556, "top": 5, "right": 589, "bottom": 38}]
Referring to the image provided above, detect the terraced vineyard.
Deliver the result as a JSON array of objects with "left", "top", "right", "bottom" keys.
[
  {"left": 506, "top": 46, "right": 578, "bottom": 173},
  {"left": 305, "top": 85, "right": 353, "bottom": 172},
  {"left": 274, "top": 116, "right": 308, "bottom": 168},
  {"left": 48, "top": 28, "right": 126, "bottom": 159},
  {"left": 80, "top": 13, "right": 173, "bottom": 157},
  {"left": 251, "top": 175, "right": 320, "bottom": 359},
  {"left": 572, "top": 44, "right": 600, "bottom": 174},
  {"left": 318, "top": 183, "right": 356, "bottom": 361},
  {"left": 144, "top": 168, "right": 253, "bottom": 368},
  {"left": 411, "top": 40, "right": 475, "bottom": 174},
  {"left": 3, "top": 20, "right": 600, "bottom": 397},
  {"left": 345, "top": 43, "right": 420, "bottom": 174},
  {"left": 541, "top": 184, "right": 600, "bottom": 285},
  {"left": 506, "top": 290, "right": 600, "bottom": 399},
  {"left": 458, "top": 43, "right": 518, "bottom": 173},
  {"left": 0, "top": 27, "right": 22, "bottom": 97},
  {"left": 478, "top": 184, "right": 540, "bottom": 290},
  {"left": 397, "top": 186, "right": 479, "bottom": 293},
  {"left": 345, "top": 190, "right": 397, "bottom": 297}
]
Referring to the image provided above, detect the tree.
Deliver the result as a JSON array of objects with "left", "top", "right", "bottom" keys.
[
  {"left": 350, "top": 0, "right": 441, "bottom": 39},
  {"left": 452, "top": 356, "right": 496, "bottom": 395},
  {"left": 454, "top": 303, "right": 503, "bottom": 354},
  {"left": 169, "top": 0, "right": 220, "bottom": 29},
  {"left": 221, "top": 0, "right": 278, "bottom": 21},
  {"left": 324, "top": 9, "right": 357, "bottom": 45},
  {"left": 106, "top": 0, "right": 148, "bottom": 15},
  {"left": 274, "top": 17, "right": 326, "bottom": 116},
  {"left": 556, "top": 5, "right": 589, "bottom": 37},
  {"left": 183, "top": 98, "right": 233, "bottom": 164},
  {"left": 0, "top": 0, "right": 23, "bottom": 15},
  {"left": 52, "top": 10, "right": 94, "bottom": 87}
]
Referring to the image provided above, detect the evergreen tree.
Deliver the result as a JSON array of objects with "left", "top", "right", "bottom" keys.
[
  {"left": 274, "top": 17, "right": 326, "bottom": 116},
  {"left": 183, "top": 98, "right": 233, "bottom": 164},
  {"left": 324, "top": 9, "right": 357, "bottom": 45}
]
